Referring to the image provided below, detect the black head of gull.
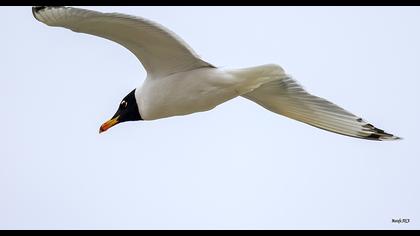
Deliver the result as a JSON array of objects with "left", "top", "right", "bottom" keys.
[{"left": 99, "top": 89, "right": 142, "bottom": 133}]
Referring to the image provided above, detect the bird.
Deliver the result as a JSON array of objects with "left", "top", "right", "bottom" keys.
[{"left": 32, "top": 6, "right": 401, "bottom": 141}]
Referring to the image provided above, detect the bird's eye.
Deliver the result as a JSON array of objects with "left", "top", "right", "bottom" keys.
[{"left": 120, "top": 100, "right": 128, "bottom": 108}]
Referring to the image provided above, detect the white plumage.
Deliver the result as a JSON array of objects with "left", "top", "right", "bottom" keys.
[{"left": 33, "top": 6, "right": 400, "bottom": 141}]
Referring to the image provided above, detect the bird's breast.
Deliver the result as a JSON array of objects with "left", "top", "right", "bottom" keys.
[{"left": 138, "top": 68, "right": 240, "bottom": 120}]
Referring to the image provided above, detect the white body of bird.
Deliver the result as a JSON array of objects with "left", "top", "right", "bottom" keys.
[{"left": 137, "top": 64, "right": 285, "bottom": 120}]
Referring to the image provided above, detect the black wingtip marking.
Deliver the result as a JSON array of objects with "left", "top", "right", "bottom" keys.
[
  {"left": 366, "top": 133, "right": 382, "bottom": 140},
  {"left": 32, "top": 6, "right": 43, "bottom": 19},
  {"left": 367, "top": 127, "right": 399, "bottom": 141},
  {"left": 33, "top": 6, "right": 47, "bottom": 13},
  {"left": 32, "top": 6, "right": 48, "bottom": 19},
  {"left": 32, "top": 6, "right": 65, "bottom": 21},
  {"left": 360, "top": 123, "right": 401, "bottom": 141}
]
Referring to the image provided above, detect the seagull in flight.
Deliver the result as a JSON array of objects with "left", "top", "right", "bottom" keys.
[{"left": 32, "top": 6, "right": 401, "bottom": 141}]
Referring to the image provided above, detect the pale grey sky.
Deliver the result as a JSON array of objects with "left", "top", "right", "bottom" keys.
[{"left": 1, "top": 6, "right": 419, "bottom": 229}]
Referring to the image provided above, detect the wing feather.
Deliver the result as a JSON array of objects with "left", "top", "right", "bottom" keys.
[
  {"left": 32, "top": 6, "right": 215, "bottom": 78},
  {"left": 242, "top": 76, "right": 401, "bottom": 141}
]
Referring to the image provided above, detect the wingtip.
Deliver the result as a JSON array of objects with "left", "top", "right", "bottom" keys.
[
  {"left": 32, "top": 6, "right": 50, "bottom": 20},
  {"left": 32, "top": 6, "right": 44, "bottom": 19},
  {"left": 379, "top": 135, "right": 403, "bottom": 141},
  {"left": 368, "top": 131, "right": 403, "bottom": 141},
  {"left": 32, "top": 6, "right": 47, "bottom": 12},
  {"left": 32, "top": 6, "right": 64, "bottom": 15},
  {"left": 358, "top": 121, "right": 401, "bottom": 141},
  {"left": 32, "top": 6, "right": 65, "bottom": 22}
]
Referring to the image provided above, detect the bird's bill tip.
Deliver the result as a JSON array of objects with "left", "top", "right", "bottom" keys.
[{"left": 99, "top": 116, "right": 120, "bottom": 134}]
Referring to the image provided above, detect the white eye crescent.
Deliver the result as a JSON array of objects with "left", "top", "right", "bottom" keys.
[{"left": 121, "top": 100, "right": 128, "bottom": 108}]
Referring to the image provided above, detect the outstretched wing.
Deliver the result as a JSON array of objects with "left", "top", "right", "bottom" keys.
[
  {"left": 32, "top": 6, "right": 215, "bottom": 78},
  {"left": 242, "top": 76, "right": 401, "bottom": 141}
]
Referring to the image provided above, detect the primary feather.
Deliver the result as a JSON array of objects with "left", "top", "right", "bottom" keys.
[
  {"left": 243, "top": 76, "right": 401, "bottom": 141},
  {"left": 32, "top": 6, "right": 214, "bottom": 78}
]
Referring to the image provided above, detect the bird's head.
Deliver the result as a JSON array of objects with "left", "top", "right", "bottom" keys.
[{"left": 99, "top": 89, "right": 142, "bottom": 133}]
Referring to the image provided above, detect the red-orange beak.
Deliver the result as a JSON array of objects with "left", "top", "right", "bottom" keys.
[{"left": 99, "top": 116, "right": 120, "bottom": 133}]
